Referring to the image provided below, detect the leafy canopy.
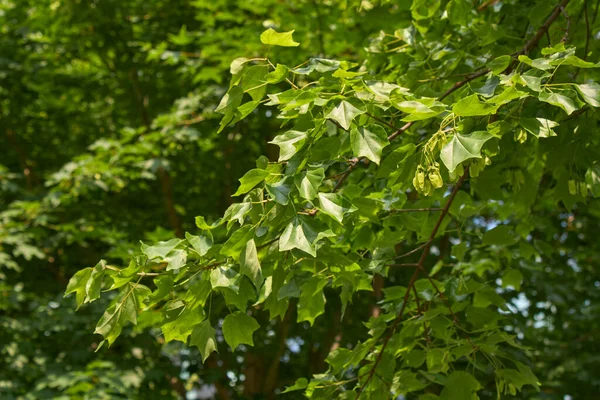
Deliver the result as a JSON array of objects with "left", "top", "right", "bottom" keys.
[{"left": 61, "top": 0, "right": 600, "bottom": 398}]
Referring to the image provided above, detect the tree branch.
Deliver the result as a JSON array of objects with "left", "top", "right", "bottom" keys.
[{"left": 357, "top": 172, "right": 469, "bottom": 396}]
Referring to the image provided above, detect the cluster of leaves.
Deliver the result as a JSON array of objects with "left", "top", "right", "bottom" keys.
[
  {"left": 1, "top": 0, "right": 405, "bottom": 397},
  {"left": 67, "top": 0, "right": 600, "bottom": 398}
]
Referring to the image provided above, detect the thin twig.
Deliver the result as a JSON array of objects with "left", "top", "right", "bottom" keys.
[
  {"left": 333, "top": 158, "right": 360, "bottom": 192},
  {"left": 365, "top": 112, "right": 399, "bottom": 130},
  {"left": 387, "top": 263, "right": 419, "bottom": 268},
  {"left": 394, "top": 242, "right": 429, "bottom": 259},
  {"left": 390, "top": 207, "right": 443, "bottom": 213},
  {"left": 560, "top": 6, "right": 571, "bottom": 42}
]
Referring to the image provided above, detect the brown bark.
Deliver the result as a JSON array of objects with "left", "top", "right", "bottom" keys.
[
  {"left": 264, "top": 308, "right": 292, "bottom": 398},
  {"left": 157, "top": 166, "right": 184, "bottom": 238}
]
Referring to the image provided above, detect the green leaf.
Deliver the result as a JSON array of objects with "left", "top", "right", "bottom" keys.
[
  {"left": 502, "top": 268, "right": 523, "bottom": 290},
  {"left": 221, "top": 226, "right": 254, "bottom": 260},
  {"left": 210, "top": 267, "right": 237, "bottom": 290},
  {"left": 95, "top": 283, "right": 151, "bottom": 346},
  {"left": 295, "top": 168, "right": 325, "bottom": 200},
  {"left": 520, "top": 118, "right": 559, "bottom": 138},
  {"left": 222, "top": 277, "right": 256, "bottom": 310},
  {"left": 451, "top": 242, "right": 467, "bottom": 262},
  {"left": 230, "top": 57, "right": 250, "bottom": 75},
  {"left": 446, "top": 0, "right": 470, "bottom": 26},
  {"left": 487, "top": 55, "right": 512, "bottom": 74},
  {"left": 222, "top": 311, "right": 260, "bottom": 351},
  {"left": 141, "top": 239, "right": 183, "bottom": 260},
  {"left": 576, "top": 83, "right": 600, "bottom": 107},
  {"left": 393, "top": 98, "right": 445, "bottom": 121},
  {"left": 223, "top": 202, "right": 252, "bottom": 227},
  {"left": 283, "top": 378, "right": 308, "bottom": 393},
  {"left": 269, "top": 130, "right": 307, "bottom": 161},
  {"left": 585, "top": 166, "right": 600, "bottom": 197},
  {"left": 161, "top": 305, "right": 204, "bottom": 343},
  {"left": 190, "top": 320, "right": 218, "bottom": 362},
  {"left": 266, "top": 64, "right": 289, "bottom": 84},
  {"left": 411, "top": 0, "right": 441, "bottom": 20},
  {"left": 280, "top": 217, "right": 316, "bottom": 256},
  {"left": 440, "top": 131, "right": 493, "bottom": 173},
  {"left": 266, "top": 176, "right": 294, "bottom": 205},
  {"left": 260, "top": 28, "right": 300, "bottom": 47},
  {"left": 240, "top": 239, "right": 262, "bottom": 286},
  {"left": 350, "top": 125, "right": 390, "bottom": 164},
  {"left": 186, "top": 231, "right": 213, "bottom": 257},
  {"left": 195, "top": 216, "right": 214, "bottom": 230},
  {"left": 440, "top": 371, "right": 482, "bottom": 400},
  {"left": 65, "top": 267, "right": 93, "bottom": 309},
  {"left": 165, "top": 249, "right": 187, "bottom": 271},
  {"left": 377, "top": 143, "right": 416, "bottom": 178},
  {"left": 318, "top": 192, "right": 355, "bottom": 223},
  {"left": 452, "top": 95, "right": 499, "bottom": 117},
  {"left": 293, "top": 58, "right": 343, "bottom": 75},
  {"left": 233, "top": 169, "right": 270, "bottom": 196},
  {"left": 538, "top": 90, "right": 581, "bottom": 115},
  {"left": 279, "top": 217, "right": 335, "bottom": 257},
  {"left": 297, "top": 277, "right": 328, "bottom": 326},
  {"left": 518, "top": 55, "right": 553, "bottom": 70},
  {"left": 482, "top": 225, "right": 517, "bottom": 246},
  {"left": 325, "top": 100, "right": 365, "bottom": 130}
]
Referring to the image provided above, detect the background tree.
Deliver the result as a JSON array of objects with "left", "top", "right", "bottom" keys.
[{"left": 1, "top": 0, "right": 600, "bottom": 399}]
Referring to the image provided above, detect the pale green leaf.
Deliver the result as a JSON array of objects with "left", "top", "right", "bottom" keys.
[
  {"left": 260, "top": 28, "right": 299, "bottom": 47},
  {"left": 186, "top": 231, "right": 214, "bottom": 257},
  {"left": 440, "top": 131, "right": 493, "bottom": 172},
  {"left": 295, "top": 168, "right": 325, "bottom": 200},
  {"left": 350, "top": 125, "right": 390, "bottom": 164},
  {"left": 222, "top": 311, "right": 260, "bottom": 351},
  {"left": 141, "top": 239, "right": 183, "bottom": 260},
  {"left": 538, "top": 90, "right": 581, "bottom": 115},
  {"left": 440, "top": 371, "right": 482, "bottom": 400},
  {"left": 233, "top": 169, "right": 270, "bottom": 196},
  {"left": 487, "top": 55, "right": 512, "bottom": 74},
  {"left": 452, "top": 95, "right": 499, "bottom": 117},
  {"left": 576, "top": 83, "right": 600, "bottom": 107},
  {"left": 325, "top": 101, "right": 365, "bottom": 130},
  {"left": 240, "top": 239, "right": 262, "bottom": 286},
  {"left": 520, "top": 118, "right": 559, "bottom": 138},
  {"left": 318, "top": 192, "right": 355, "bottom": 223},
  {"left": 190, "top": 320, "right": 218, "bottom": 362},
  {"left": 269, "top": 130, "right": 307, "bottom": 161}
]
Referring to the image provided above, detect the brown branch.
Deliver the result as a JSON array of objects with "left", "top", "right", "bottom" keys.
[
  {"left": 515, "top": 0, "right": 571, "bottom": 56},
  {"left": 158, "top": 167, "right": 185, "bottom": 238},
  {"left": 439, "top": 69, "right": 490, "bottom": 101},
  {"left": 412, "top": 285, "right": 431, "bottom": 344},
  {"left": 264, "top": 309, "right": 292, "bottom": 398},
  {"left": 477, "top": 0, "right": 500, "bottom": 12},
  {"left": 365, "top": 112, "right": 399, "bottom": 130},
  {"left": 386, "top": 121, "right": 413, "bottom": 142},
  {"left": 333, "top": 158, "right": 360, "bottom": 192},
  {"left": 357, "top": 172, "right": 469, "bottom": 396}
]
